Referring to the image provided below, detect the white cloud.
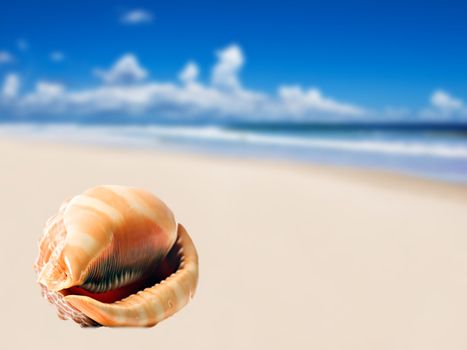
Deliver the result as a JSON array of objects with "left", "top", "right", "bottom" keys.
[
  {"left": 431, "top": 90, "right": 463, "bottom": 110},
  {"left": 179, "top": 61, "right": 199, "bottom": 84},
  {"left": 211, "top": 44, "right": 244, "bottom": 90},
  {"left": 1, "top": 44, "right": 370, "bottom": 121},
  {"left": 6, "top": 82, "right": 363, "bottom": 121},
  {"left": 2, "top": 74, "right": 20, "bottom": 99},
  {"left": 0, "top": 51, "right": 14, "bottom": 64},
  {"left": 93, "top": 54, "right": 148, "bottom": 84},
  {"left": 277, "top": 86, "right": 366, "bottom": 116},
  {"left": 419, "top": 90, "right": 467, "bottom": 120},
  {"left": 121, "top": 9, "right": 154, "bottom": 24},
  {"left": 35, "top": 81, "right": 65, "bottom": 96},
  {"left": 17, "top": 39, "right": 28, "bottom": 51},
  {"left": 8, "top": 80, "right": 267, "bottom": 119},
  {"left": 16, "top": 81, "right": 67, "bottom": 115},
  {"left": 50, "top": 51, "right": 65, "bottom": 62}
]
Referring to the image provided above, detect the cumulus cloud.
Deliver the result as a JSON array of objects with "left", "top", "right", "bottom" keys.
[
  {"left": 15, "top": 81, "right": 67, "bottom": 115},
  {"left": 2, "top": 74, "right": 20, "bottom": 99},
  {"left": 419, "top": 90, "right": 467, "bottom": 119},
  {"left": 179, "top": 62, "right": 199, "bottom": 84},
  {"left": 0, "top": 51, "right": 14, "bottom": 64},
  {"left": 278, "top": 86, "right": 366, "bottom": 116},
  {"left": 50, "top": 51, "right": 65, "bottom": 62},
  {"left": 7, "top": 80, "right": 268, "bottom": 119},
  {"left": 1, "top": 44, "right": 371, "bottom": 121},
  {"left": 431, "top": 90, "right": 463, "bottom": 110},
  {"left": 120, "top": 9, "right": 154, "bottom": 24},
  {"left": 93, "top": 54, "right": 148, "bottom": 84},
  {"left": 211, "top": 44, "right": 244, "bottom": 90},
  {"left": 35, "top": 81, "right": 65, "bottom": 96}
]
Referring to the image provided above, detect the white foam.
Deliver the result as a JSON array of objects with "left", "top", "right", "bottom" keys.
[
  {"left": 143, "top": 125, "right": 467, "bottom": 160},
  {"left": 1, "top": 123, "right": 467, "bottom": 160}
]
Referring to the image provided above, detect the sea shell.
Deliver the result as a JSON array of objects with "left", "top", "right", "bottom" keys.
[{"left": 35, "top": 185, "right": 199, "bottom": 327}]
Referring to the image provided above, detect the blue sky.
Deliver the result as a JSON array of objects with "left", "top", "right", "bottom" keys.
[{"left": 0, "top": 0, "right": 466, "bottom": 122}]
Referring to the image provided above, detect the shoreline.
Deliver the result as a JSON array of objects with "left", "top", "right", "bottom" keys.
[
  {"left": 1, "top": 122, "right": 466, "bottom": 185},
  {"left": 1, "top": 135, "right": 466, "bottom": 202}
]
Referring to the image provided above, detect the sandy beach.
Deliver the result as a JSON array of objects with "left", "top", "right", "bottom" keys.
[{"left": 1, "top": 137, "right": 467, "bottom": 350}]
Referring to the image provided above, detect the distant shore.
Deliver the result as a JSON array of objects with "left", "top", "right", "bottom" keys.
[{"left": 1, "top": 137, "right": 467, "bottom": 349}]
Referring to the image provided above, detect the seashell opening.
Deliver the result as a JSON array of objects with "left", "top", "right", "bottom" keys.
[
  {"left": 63, "top": 235, "right": 182, "bottom": 303},
  {"left": 35, "top": 186, "right": 199, "bottom": 327}
]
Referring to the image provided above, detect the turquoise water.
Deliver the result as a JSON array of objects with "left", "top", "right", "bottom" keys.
[{"left": 1, "top": 123, "right": 466, "bottom": 184}]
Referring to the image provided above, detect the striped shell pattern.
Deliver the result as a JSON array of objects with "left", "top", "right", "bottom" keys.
[{"left": 35, "top": 185, "right": 199, "bottom": 327}]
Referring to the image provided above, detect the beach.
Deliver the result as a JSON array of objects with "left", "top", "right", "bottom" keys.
[{"left": 1, "top": 137, "right": 467, "bottom": 349}]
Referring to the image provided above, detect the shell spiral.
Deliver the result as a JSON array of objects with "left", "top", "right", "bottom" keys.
[{"left": 35, "top": 185, "right": 199, "bottom": 327}]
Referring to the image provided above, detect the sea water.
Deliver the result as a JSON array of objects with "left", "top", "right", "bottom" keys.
[{"left": 1, "top": 122, "right": 466, "bottom": 184}]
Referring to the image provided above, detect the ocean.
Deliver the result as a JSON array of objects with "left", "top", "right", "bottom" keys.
[{"left": 1, "top": 122, "right": 466, "bottom": 184}]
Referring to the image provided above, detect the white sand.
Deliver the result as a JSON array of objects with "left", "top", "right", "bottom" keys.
[{"left": 1, "top": 138, "right": 467, "bottom": 349}]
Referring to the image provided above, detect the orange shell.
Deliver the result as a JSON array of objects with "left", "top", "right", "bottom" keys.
[{"left": 35, "top": 185, "right": 199, "bottom": 327}]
